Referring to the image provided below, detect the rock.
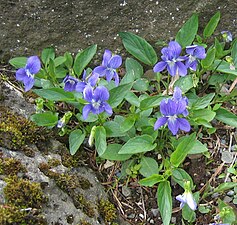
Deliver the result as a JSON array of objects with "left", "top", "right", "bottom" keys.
[
  {"left": 0, "top": 81, "right": 127, "bottom": 225},
  {"left": 1, "top": 0, "right": 237, "bottom": 62},
  {"left": 223, "top": 196, "right": 233, "bottom": 203}
]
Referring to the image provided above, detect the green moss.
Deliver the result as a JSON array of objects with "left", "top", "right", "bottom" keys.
[
  {"left": 98, "top": 199, "right": 117, "bottom": 223},
  {"left": 74, "top": 194, "right": 95, "bottom": 218},
  {"left": 47, "top": 158, "right": 61, "bottom": 167},
  {"left": 4, "top": 176, "right": 46, "bottom": 208},
  {"left": 0, "top": 157, "right": 26, "bottom": 176},
  {"left": 0, "top": 107, "right": 44, "bottom": 150},
  {"left": 79, "top": 220, "right": 92, "bottom": 225},
  {"left": 0, "top": 204, "right": 47, "bottom": 225}
]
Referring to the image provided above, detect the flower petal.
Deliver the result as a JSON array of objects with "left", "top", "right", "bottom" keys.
[
  {"left": 103, "top": 102, "right": 113, "bottom": 115},
  {"left": 108, "top": 55, "right": 122, "bottom": 69},
  {"left": 88, "top": 73, "right": 99, "bottom": 87},
  {"left": 93, "top": 66, "right": 107, "bottom": 77},
  {"left": 102, "top": 49, "right": 112, "bottom": 66},
  {"left": 83, "top": 86, "right": 93, "bottom": 102},
  {"left": 186, "top": 192, "right": 197, "bottom": 210},
  {"left": 113, "top": 72, "right": 120, "bottom": 86},
  {"left": 173, "top": 87, "right": 182, "bottom": 101},
  {"left": 25, "top": 56, "right": 41, "bottom": 74},
  {"left": 75, "top": 82, "right": 86, "bottom": 92},
  {"left": 16, "top": 68, "right": 27, "bottom": 81},
  {"left": 24, "top": 76, "right": 35, "bottom": 92},
  {"left": 105, "top": 69, "right": 114, "bottom": 82},
  {"left": 193, "top": 46, "right": 206, "bottom": 59},
  {"left": 168, "top": 41, "right": 182, "bottom": 58},
  {"left": 154, "top": 117, "right": 168, "bottom": 130},
  {"left": 176, "top": 61, "right": 187, "bottom": 76},
  {"left": 167, "top": 118, "right": 179, "bottom": 135},
  {"left": 94, "top": 86, "right": 109, "bottom": 101},
  {"left": 82, "top": 104, "right": 92, "bottom": 120},
  {"left": 167, "top": 63, "right": 177, "bottom": 76},
  {"left": 153, "top": 61, "right": 167, "bottom": 73},
  {"left": 177, "top": 118, "right": 191, "bottom": 132}
]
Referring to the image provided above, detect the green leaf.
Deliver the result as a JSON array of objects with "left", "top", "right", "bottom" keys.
[
  {"left": 94, "top": 126, "right": 107, "bottom": 156},
  {"left": 139, "top": 157, "right": 159, "bottom": 178},
  {"left": 213, "top": 60, "right": 237, "bottom": 76},
  {"left": 100, "top": 144, "right": 132, "bottom": 161},
  {"left": 192, "top": 93, "right": 215, "bottom": 110},
  {"left": 175, "top": 14, "right": 199, "bottom": 48},
  {"left": 140, "top": 95, "right": 164, "bottom": 110},
  {"left": 30, "top": 112, "right": 58, "bottom": 126},
  {"left": 189, "top": 140, "right": 208, "bottom": 154},
  {"left": 120, "top": 58, "right": 143, "bottom": 85},
  {"left": 170, "top": 133, "right": 196, "bottom": 167},
  {"left": 214, "top": 182, "right": 237, "bottom": 193},
  {"left": 120, "top": 116, "right": 136, "bottom": 133},
  {"left": 119, "top": 32, "right": 157, "bottom": 65},
  {"left": 107, "top": 83, "right": 133, "bottom": 108},
  {"left": 133, "top": 78, "right": 149, "bottom": 91},
  {"left": 192, "top": 108, "right": 216, "bottom": 122},
  {"left": 69, "top": 129, "right": 86, "bottom": 155},
  {"left": 139, "top": 174, "right": 164, "bottom": 187},
  {"left": 33, "top": 88, "right": 75, "bottom": 101},
  {"left": 64, "top": 52, "right": 73, "bottom": 69},
  {"left": 203, "top": 11, "right": 221, "bottom": 38},
  {"left": 201, "top": 47, "right": 216, "bottom": 69},
  {"left": 104, "top": 121, "right": 126, "bottom": 137},
  {"left": 231, "top": 40, "right": 237, "bottom": 67},
  {"left": 174, "top": 75, "right": 194, "bottom": 93},
  {"left": 172, "top": 168, "right": 194, "bottom": 189},
  {"left": 41, "top": 47, "right": 55, "bottom": 66},
  {"left": 54, "top": 56, "right": 66, "bottom": 67},
  {"left": 73, "top": 44, "right": 97, "bottom": 76},
  {"left": 157, "top": 181, "right": 172, "bottom": 225},
  {"left": 9, "top": 57, "right": 27, "bottom": 68},
  {"left": 215, "top": 108, "right": 237, "bottom": 127},
  {"left": 125, "top": 92, "right": 140, "bottom": 107},
  {"left": 118, "top": 135, "right": 156, "bottom": 154}
]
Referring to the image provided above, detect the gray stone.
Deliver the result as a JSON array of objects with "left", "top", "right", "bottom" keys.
[{"left": 1, "top": 0, "right": 237, "bottom": 62}]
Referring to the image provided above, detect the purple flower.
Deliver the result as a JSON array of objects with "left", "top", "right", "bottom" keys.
[
  {"left": 176, "top": 191, "right": 197, "bottom": 210},
  {"left": 221, "top": 30, "right": 233, "bottom": 42},
  {"left": 16, "top": 56, "right": 41, "bottom": 91},
  {"left": 153, "top": 41, "right": 187, "bottom": 76},
  {"left": 82, "top": 86, "right": 112, "bottom": 120},
  {"left": 185, "top": 45, "right": 206, "bottom": 71},
  {"left": 173, "top": 87, "right": 189, "bottom": 117},
  {"left": 154, "top": 98, "right": 191, "bottom": 135},
  {"left": 63, "top": 75, "right": 79, "bottom": 92},
  {"left": 75, "top": 70, "right": 99, "bottom": 92},
  {"left": 93, "top": 49, "right": 122, "bottom": 86}
]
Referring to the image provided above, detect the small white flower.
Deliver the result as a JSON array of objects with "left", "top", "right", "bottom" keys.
[{"left": 176, "top": 191, "right": 197, "bottom": 210}]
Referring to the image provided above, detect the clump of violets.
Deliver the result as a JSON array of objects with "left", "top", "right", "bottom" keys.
[
  {"left": 154, "top": 87, "right": 190, "bottom": 135},
  {"left": 176, "top": 181, "right": 197, "bottom": 211},
  {"left": 16, "top": 56, "right": 41, "bottom": 91},
  {"left": 185, "top": 45, "right": 206, "bottom": 71},
  {"left": 82, "top": 86, "right": 112, "bottom": 120},
  {"left": 153, "top": 41, "right": 187, "bottom": 76},
  {"left": 93, "top": 49, "right": 122, "bottom": 86}
]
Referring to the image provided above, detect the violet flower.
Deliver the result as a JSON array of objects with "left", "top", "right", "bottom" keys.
[
  {"left": 16, "top": 56, "right": 41, "bottom": 92},
  {"left": 75, "top": 70, "right": 99, "bottom": 92},
  {"left": 176, "top": 181, "right": 197, "bottom": 211},
  {"left": 185, "top": 45, "right": 206, "bottom": 71},
  {"left": 82, "top": 86, "right": 112, "bottom": 120},
  {"left": 221, "top": 31, "right": 233, "bottom": 42},
  {"left": 93, "top": 49, "right": 122, "bottom": 86},
  {"left": 153, "top": 41, "right": 187, "bottom": 76},
  {"left": 63, "top": 75, "right": 79, "bottom": 92},
  {"left": 154, "top": 87, "right": 190, "bottom": 135},
  {"left": 176, "top": 191, "right": 197, "bottom": 210}
]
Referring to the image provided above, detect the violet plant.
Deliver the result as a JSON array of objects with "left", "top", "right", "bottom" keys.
[{"left": 9, "top": 11, "right": 237, "bottom": 225}]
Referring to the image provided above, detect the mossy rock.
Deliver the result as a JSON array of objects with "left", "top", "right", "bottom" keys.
[{"left": 4, "top": 176, "right": 47, "bottom": 209}]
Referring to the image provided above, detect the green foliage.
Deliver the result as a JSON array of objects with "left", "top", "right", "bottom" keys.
[
  {"left": 119, "top": 31, "right": 157, "bottom": 65},
  {"left": 203, "top": 11, "right": 220, "bottom": 38},
  {"left": 69, "top": 129, "right": 85, "bottom": 155}
]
